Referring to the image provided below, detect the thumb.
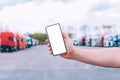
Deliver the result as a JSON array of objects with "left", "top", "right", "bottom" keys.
[{"left": 62, "top": 32, "right": 69, "bottom": 39}]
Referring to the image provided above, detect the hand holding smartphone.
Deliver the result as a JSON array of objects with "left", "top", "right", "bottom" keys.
[{"left": 45, "top": 23, "right": 67, "bottom": 56}]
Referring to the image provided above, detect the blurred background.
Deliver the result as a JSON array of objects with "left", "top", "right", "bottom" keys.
[{"left": 0, "top": 0, "right": 120, "bottom": 80}]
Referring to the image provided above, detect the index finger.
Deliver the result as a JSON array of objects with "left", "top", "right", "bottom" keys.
[{"left": 45, "top": 39, "right": 49, "bottom": 44}]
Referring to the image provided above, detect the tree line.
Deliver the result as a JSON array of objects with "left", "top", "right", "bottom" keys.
[
  {"left": 30, "top": 33, "right": 47, "bottom": 44},
  {"left": 29, "top": 33, "right": 72, "bottom": 45}
]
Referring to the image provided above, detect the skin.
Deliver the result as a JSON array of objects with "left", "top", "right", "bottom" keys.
[{"left": 45, "top": 32, "right": 120, "bottom": 68}]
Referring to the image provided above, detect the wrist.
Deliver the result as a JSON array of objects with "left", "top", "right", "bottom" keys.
[{"left": 69, "top": 47, "right": 79, "bottom": 60}]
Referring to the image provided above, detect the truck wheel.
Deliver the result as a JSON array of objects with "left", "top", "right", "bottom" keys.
[
  {"left": 6, "top": 48, "right": 9, "bottom": 52},
  {"left": 8, "top": 47, "right": 13, "bottom": 52}
]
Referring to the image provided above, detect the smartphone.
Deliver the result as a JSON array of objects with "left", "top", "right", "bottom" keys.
[{"left": 45, "top": 23, "right": 67, "bottom": 56}]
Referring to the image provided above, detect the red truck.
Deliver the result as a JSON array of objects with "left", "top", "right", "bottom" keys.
[
  {"left": 0, "top": 32, "right": 1, "bottom": 52},
  {"left": 1, "top": 32, "right": 16, "bottom": 52},
  {"left": 100, "top": 35, "right": 104, "bottom": 47},
  {"left": 82, "top": 37, "right": 86, "bottom": 46},
  {"left": 16, "top": 33, "right": 22, "bottom": 50}
]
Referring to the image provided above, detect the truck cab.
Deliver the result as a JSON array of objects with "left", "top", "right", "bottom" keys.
[
  {"left": 16, "top": 33, "right": 22, "bottom": 50},
  {"left": 1, "top": 32, "right": 16, "bottom": 52},
  {"left": 25, "top": 36, "right": 32, "bottom": 48},
  {"left": 21, "top": 36, "right": 26, "bottom": 49}
]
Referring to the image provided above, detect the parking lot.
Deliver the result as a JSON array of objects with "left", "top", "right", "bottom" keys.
[{"left": 0, "top": 45, "right": 120, "bottom": 80}]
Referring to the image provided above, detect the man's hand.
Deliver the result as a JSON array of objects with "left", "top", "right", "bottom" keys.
[{"left": 45, "top": 32, "right": 76, "bottom": 59}]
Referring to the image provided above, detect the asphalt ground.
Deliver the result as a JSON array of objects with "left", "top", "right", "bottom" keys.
[{"left": 0, "top": 45, "right": 120, "bottom": 80}]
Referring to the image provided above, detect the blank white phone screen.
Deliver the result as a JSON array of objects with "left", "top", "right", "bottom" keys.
[{"left": 46, "top": 24, "right": 66, "bottom": 55}]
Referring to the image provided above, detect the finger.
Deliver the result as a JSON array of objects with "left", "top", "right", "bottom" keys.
[
  {"left": 45, "top": 39, "right": 49, "bottom": 44},
  {"left": 47, "top": 43, "right": 51, "bottom": 47},
  {"left": 48, "top": 47, "right": 52, "bottom": 51},
  {"left": 49, "top": 51, "right": 53, "bottom": 54},
  {"left": 62, "top": 32, "right": 69, "bottom": 39}
]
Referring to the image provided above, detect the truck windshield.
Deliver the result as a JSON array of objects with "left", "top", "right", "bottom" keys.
[
  {"left": 8, "top": 37, "right": 13, "bottom": 41},
  {"left": 17, "top": 39, "right": 20, "bottom": 42}
]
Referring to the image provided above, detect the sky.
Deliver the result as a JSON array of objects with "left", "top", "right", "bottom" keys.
[{"left": 0, "top": 0, "right": 120, "bottom": 36}]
